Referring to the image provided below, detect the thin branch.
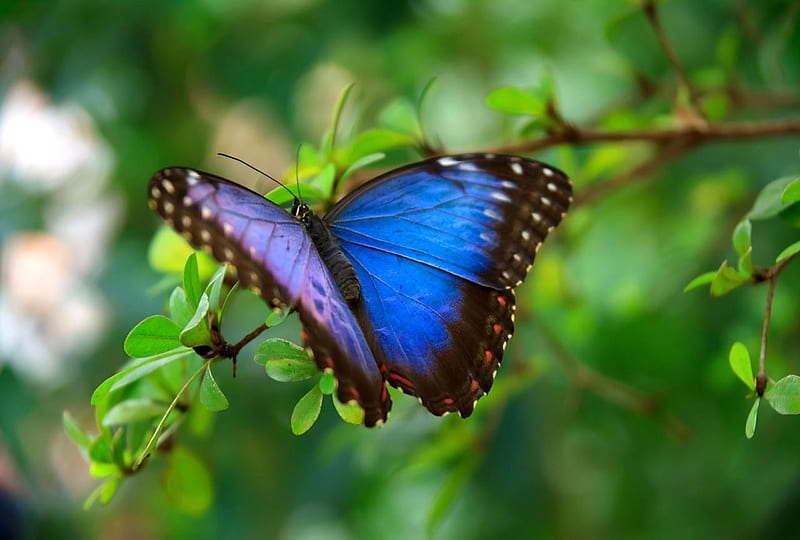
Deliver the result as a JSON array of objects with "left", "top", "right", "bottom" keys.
[
  {"left": 754, "top": 251, "right": 799, "bottom": 395},
  {"left": 576, "top": 139, "right": 696, "bottom": 205},
  {"left": 490, "top": 117, "right": 800, "bottom": 155},
  {"left": 643, "top": 0, "right": 706, "bottom": 122},
  {"left": 533, "top": 315, "right": 691, "bottom": 442}
]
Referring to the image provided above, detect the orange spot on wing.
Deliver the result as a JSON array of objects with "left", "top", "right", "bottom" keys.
[
  {"left": 485, "top": 350, "right": 493, "bottom": 362},
  {"left": 497, "top": 296, "right": 507, "bottom": 307},
  {"left": 493, "top": 324, "right": 502, "bottom": 334}
]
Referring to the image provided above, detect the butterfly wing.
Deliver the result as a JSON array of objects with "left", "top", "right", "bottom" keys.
[
  {"left": 325, "top": 154, "right": 572, "bottom": 417},
  {"left": 148, "top": 169, "right": 391, "bottom": 426}
]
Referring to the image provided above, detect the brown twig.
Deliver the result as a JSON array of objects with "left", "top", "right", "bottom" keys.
[
  {"left": 532, "top": 315, "right": 691, "bottom": 442},
  {"left": 754, "top": 252, "right": 798, "bottom": 395},
  {"left": 489, "top": 118, "right": 800, "bottom": 156},
  {"left": 642, "top": 0, "right": 706, "bottom": 121}
]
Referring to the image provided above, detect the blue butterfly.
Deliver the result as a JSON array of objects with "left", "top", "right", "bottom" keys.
[{"left": 148, "top": 154, "right": 571, "bottom": 426}]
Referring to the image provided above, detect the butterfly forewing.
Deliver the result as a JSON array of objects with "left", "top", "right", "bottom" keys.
[
  {"left": 327, "top": 154, "right": 571, "bottom": 418},
  {"left": 148, "top": 168, "right": 390, "bottom": 426}
]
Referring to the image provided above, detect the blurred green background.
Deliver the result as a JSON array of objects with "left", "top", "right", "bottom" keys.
[{"left": 1, "top": 0, "right": 799, "bottom": 538}]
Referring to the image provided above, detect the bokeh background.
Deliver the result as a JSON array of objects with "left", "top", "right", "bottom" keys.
[{"left": 1, "top": 0, "right": 799, "bottom": 538}]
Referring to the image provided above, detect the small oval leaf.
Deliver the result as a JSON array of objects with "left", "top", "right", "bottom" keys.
[
  {"left": 200, "top": 365, "right": 229, "bottom": 412},
  {"left": 765, "top": 375, "right": 800, "bottom": 414},
  {"left": 179, "top": 294, "right": 211, "bottom": 348},
  {"left": 291, "top": 386, "right": 323, "bottom": 435},
  {"left": 486, "top": 87, "right": 545, "bottom": 116},
  {"left": 745, "top": 398, "right": 759, "bottom": 439},
  {"left": 124, "top": 315, "right": 182, "bottom": 358},
  {"left": 319, "top": 372, "right": 336, "bottom": 395},
  {"left": 101, "top": 398, "right": 166, "bottom": 426},
  {"left": 332, "top": 395, "right": 365, "bottom": 425},
  {"left": 776, "top": 240, "right": 800, "bottom": 263},
  {"left": 169, "top": 287, "right": 194, "bottom": 327},
  {"left": 164, "top": 447, "right": 214, "bottom": 515},
  {"left": 684, "top": 271, "right": 716, "bottom": 293},
  {"left": 729, "top": 342, "right": 754, "bottom": 390},
  {"left": 781, "top": 178, "right": 800, "bottom": 204},
  {"left": 732, "top": 219, "right": 752, "bottom": 256}
]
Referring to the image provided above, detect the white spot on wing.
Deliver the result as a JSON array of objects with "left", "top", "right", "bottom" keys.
[
  {"left": 546, "top": 182, "right": 558, "bottom": 192},
  {"left": 162, "top": 179, "right": 175, "bottom": 194},
  {"left": 163, "top": 201, "right": 175, "bottom": 214},
  {"left": 181, "top": 215, "right": 192, "bottom": 227},
  {"left": 490, "top": 191, "right": 511, "bottom": 202},
  {"left": 483, "top": 208, "right": 501, "bottom": 220},
  {"left": 438, "top": 156, "right": 459, "bottom": 167},
  {"left": 201, "top": 206, "right": 212, "bottom": 219},
  {"left": 540, "top": 196, "right": 552, "bottom": 206},
  {"left": 150, "top": 186, "right": 161, "bottom": 199},
  {"left": 521, "top": 230, "right": 531, "bottom": 241},
  {"left": 510, "top": 162, "right": 523, "bottom": 175},
  {"left": 223, "top": 222, "right": 233, "bottom": 235},
  {"left": 182, "top": 195, "right": 194, "bottom": 206},
  {"left": 186, "top": 170, "right": 201, "bottom": 185},
  {"left": 542, "top": 167, "right": 555, "bottom": 177}
]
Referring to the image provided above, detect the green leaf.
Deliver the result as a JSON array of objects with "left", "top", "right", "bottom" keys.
[
  {"left": 339, "top": 152, "right": 387, "bottom": 187},
  {"left": 683, "top": 271, "right": 716, "bottom": 292},
  {"left": 710, "top": 261, "right": 750, "bottom": 296},
  {"left": 183, "top": 253, "right": 202, "bottom": 307},
  {"left": 83, "top": 476, "right": 122, "bottom": 509},
  {"left": 782, "top": 178, "right": 800, "bottom": 204},
  {"left": 101, "top": 398, "right": 167, "bottom": 426},
  {"left": 124, "top": 315, "right": 183, "bottom": 358},
  {"left": 204, "top": 264, "right": 227, "bottom": 311},
  {"left": 737, "top": 247, "right": 753, "bottom": 277},
  {"left": 88, "top": 436, "right": 114, "bottom": 464},
  {"left": 332, "top": 395, "right": 364, "bottom": 425},
  {"left": 169, "top": 287, "right": 194, "bottom": 327},
  {"left": 776, "top": 240, "right": 800, "bottom": 263},
  {"left": 83, "top": 476, "right": 122, "bottom": 510},
  {"left": 485, "top": 87, "right": 545, "bottom": 116},
  {"left": 62, "top": 411, "right": 92, "bottom": 451},
  {"left": 729, "top": 342, "right": 754, "bottom": 389},
  {"left": 257, "top": 339, "right": 316, "bottom": 381},
  {"left": 765, "top": 375, "right": 800, "bottom": 414},
  {"left": 346, "top": 129, "right": 413, "bottom": 162},
  {"left": 745, "top": 398, "right": 759, "bottom": 439},
  {"left": 91, "top": 348, "right": 194, "bottom": 404},
  {"left": 319, "top": 372, "right": 336, "bottom": 395},
  {"left": 179, "top": 293, "right": 211, "bottom": 349},
  {"left": 324, "top": 83, "right": 355, "bottom": 158},
  {"left": 732, "top": 219, "right": 751, "bottom": 256},
  {"left": 747, "top": 176, "right": 799, "bottom": 220},
  {"left": 200, "top": 365, "right": 229, "bottom": 412},
  {"left": 378, "top": 97, "right": 421, "bottom": 136},
  {"left": 163, "top": 447, "right": 214, "bottom": 515},
  {"left": 265, "top": 307, "right": 290, "bottom": 327},
  {"left": 291, "top": 386, "right": 323, "bottom": 435}
]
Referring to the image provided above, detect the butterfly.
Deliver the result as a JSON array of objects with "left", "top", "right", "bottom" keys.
[{"left": 148, "top": 153, "right": 571, "bottom": 426}]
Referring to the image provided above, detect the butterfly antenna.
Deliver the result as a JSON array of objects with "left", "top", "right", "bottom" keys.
[{"left": 217, "top": 153, "right": 297, "bottom": 201}]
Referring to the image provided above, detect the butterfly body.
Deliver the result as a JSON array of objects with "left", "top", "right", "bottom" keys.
[{"left": 148, "top": 154, "right": 571, "bottom": 426}]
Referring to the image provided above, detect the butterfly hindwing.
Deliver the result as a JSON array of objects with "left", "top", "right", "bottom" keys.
[
  {"left": 326, "top": 154, "right": 571, "bottom": 418},
  {"left": 148, "top": 169, "right": 390, "bottom": 426}
]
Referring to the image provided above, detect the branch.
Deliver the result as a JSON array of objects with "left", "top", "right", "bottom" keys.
[
  {"left": 643, "top": 0, "right": 706, "bottom": 121},
  {"left": 490, "top": 117, "right": 800, "bottom": 155},
  {"left": 532, "top": 315, "right": 691, "bottom": 442}
]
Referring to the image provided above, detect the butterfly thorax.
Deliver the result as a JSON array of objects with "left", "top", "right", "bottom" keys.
[{"left": 293, "top": 201, "right": 361, "bottom": 302}]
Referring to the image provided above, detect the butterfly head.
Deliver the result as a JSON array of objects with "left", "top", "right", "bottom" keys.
[{"left": 291, "top": 198, "right": 314, "bottom": 227}]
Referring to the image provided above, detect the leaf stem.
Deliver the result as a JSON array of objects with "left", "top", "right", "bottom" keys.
[{"left": 134, "top": 359, "right": 211, "bottom": 469}]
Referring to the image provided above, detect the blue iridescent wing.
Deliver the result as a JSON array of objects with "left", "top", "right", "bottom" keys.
[
  {"left": 148, "top": 169, "right": 391, "bottom": 426},
  {"left": 325, "top": 154, "right": 572, "bottom": 417}
]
